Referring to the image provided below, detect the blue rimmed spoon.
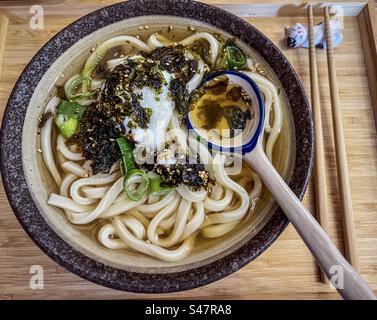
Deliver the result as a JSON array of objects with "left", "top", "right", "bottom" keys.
[{"left": 186, "top": 70, "right": 375, "bottom": 300}]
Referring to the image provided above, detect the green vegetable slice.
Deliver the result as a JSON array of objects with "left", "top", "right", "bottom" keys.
[
  {"left": 54, "top": 100, "right": 85, "bottom": 138},
  {"left": 116, "top": 137, "right": 136, "bottom": 176},
  {"left": 225, "top": 45, "right": 246, "bottom": 69},
  {"left": 116, "top": 137, "right": 149, "bottom": 201},
  {"left": 124, "top": 169, "right": 149, "bottom": 201},
  {"left": 65, "top": 75, "right": 94, "bottom": 101},
  {"left": 148, "top": 172, "right": 171, "bottom": 197}
]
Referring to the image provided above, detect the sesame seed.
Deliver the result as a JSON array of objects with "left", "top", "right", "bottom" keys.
[
  {"left": 138, "top": 26, "right": 144, "bottom": 30},
  {"left": 37, "top": 148, "right": 42, "bottom": 153}
]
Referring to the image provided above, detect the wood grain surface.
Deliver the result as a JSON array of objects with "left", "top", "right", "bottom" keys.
[{"left": 0, "top": 0, "right": 377, "bottom": 300}]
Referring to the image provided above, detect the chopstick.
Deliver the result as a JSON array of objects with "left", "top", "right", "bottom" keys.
[
  {"left": 308, "top": 4, "right": 330, "bottom": 284},
  {"left": 323, "top": 6, "right": 359, "bottom": 270}
]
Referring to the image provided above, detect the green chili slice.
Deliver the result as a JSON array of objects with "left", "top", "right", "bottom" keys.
[{"left": 225, "top": 45, "right": 246, "bottom": 69}]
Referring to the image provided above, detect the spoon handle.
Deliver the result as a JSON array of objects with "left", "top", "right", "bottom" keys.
[{"left": 244, "top": 144, "right": 376, "bottom": 300}]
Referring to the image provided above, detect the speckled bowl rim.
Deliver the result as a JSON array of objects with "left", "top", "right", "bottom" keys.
[{"left": 0, "top": 0, "right": 313, "bottom": 293}]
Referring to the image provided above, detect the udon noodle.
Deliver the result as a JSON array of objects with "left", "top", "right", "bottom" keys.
[{"left": 40, "top": 29, "right": 282, "bottom": 262}]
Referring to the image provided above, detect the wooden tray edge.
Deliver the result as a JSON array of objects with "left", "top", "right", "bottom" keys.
[
  {"left": 0, "top": 12, "right": 9, "bottom": 81},
  {"left": 358, "top": 1, "right": 377, "bottom": 130}
]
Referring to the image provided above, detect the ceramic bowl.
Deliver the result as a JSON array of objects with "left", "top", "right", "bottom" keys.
[{"left": 0, "top": 0, "right": 313, "bottom": 293}]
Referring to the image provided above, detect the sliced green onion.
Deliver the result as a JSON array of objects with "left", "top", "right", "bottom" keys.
[
  {"left": 148, "top": 172, "right": 171, "bottom": 197},
  {"left": 116, "top": 137, "right": 148, "bottom": 201},
  {"left": 124, "top": 169, "right": 149, "bottom": 201},
  {"left": 54, "top": 100, "right": 85, "bottom": 138},
  {"left": 116, "top": 137, "right": 136, "bottom": 176},
  {"left": 59, "top": 118, "right": 79, "bottom": 139},
  {"left": 225, "top": 45, "right": 246, "bottom": 69},
  {"left": 65, "top": 75, "right": 94, "bottom": 101}
]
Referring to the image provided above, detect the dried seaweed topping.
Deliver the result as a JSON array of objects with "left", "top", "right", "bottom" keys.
[
  {"left": 147, "top": 45, "right": 198, "bottom": 115},
  {"left": 226, "top": 85, "right": 242, "bottom": 102},
  {"left": 223, "top": 105, "right": 251, "bottom": 137},
  {"left": 143, "top": 151, "right": 209, "bottom": 190},
  {"left": 97, "top": 58, "right": 159, "bottom": 128},
  {"left": 205, "top": 75, "right": 229, "bottom": 95},
  {"left": 71, "top": 104, "right": 124, "bottom": 174},
  {"left": 147, "top": 45, "right": 197, "bottom": 81},
  {"left": 38, "top": 111, "right": 53, "bottom": 128},
  {"left": 190, "top": 39, "right": 212, "bottom": 65},
  {"left": 169, "top": 78, "right": 189, "bottom": 115}
]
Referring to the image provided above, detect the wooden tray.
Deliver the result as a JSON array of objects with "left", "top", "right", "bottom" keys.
[{"left": 0, "top": 0, "right": 376, "bottom": 300}]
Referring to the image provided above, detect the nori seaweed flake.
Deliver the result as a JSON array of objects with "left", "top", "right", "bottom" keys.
[{"left": 71, "top": 104, "right": 124, "bottom": 174}]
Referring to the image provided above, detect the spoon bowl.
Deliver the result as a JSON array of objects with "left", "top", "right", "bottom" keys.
[{"left": 186, "top": 70, "right": 265, "bottom": 154}]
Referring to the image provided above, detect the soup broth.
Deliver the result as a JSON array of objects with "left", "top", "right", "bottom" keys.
[{"left": 26, "top": 19, "right": 294, "bottom": 270}]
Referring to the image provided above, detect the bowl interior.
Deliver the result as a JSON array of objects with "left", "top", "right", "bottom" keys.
[{"left": 22, "top": 16, "right": 296, "bottom": 273}]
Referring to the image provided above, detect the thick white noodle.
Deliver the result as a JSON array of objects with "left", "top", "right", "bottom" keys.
[
  {"left": 204, "top": 183, "right": 233, "bottom": 212},
  {"left": 98, "top": 224, "right": 128, "bottom": 249},
  {"left": 82, "top": 186, "right": 109, "bottom": 199},
  {"left": 128, "top": 209, "right": 164, "bottom": 235},
  {"left": 159, "top": 215, "right": 176, "bottom": 231},
  {"left": 67, "top": 176, "right": 125, "bottom": 224},
  {"left": 138, "top": 191, "right": 177, "bottom": 216},
  {"left": 40, "top": 96, "right": 61, "bottom": 185},
  {"left": 100, "top": 193, "right": 148, "bottom": 219},
  {"left": 70, "top": 172, "right": 120, "bottom": 205},
  {"left": 48, "top": 193, "right": 94, "bottom": 213},
  {"left": 243, "top": 71, "right": 282, "bottom": 162},
  {"left": 147, "top": 33, "right": 172, "bottom": 49},
  {"left": 77, "top": 99, "right": 97, "bottom": 106},
  {"left": 176, "top": 185, "right": 207, "bottom": 203},
  {"left": 186, "top": 58, "right": 205, "bottom": 94},
  {"left": 204, "top": 154, "right": 250, "bottom": 225},
  {"left": 112, "top": 216, "right": 196, "bottom": 262},
  {"left": 60, "top": 173, "right": 78, "bottom": 197},
  {"left": 201, "top": 221, "right": 240, "bottom": 238},
  {"left": 180, "top": 202, "right": 205, "bottom": 240},
  {"left": 249, "top": 172, "right": 262, "bottom": 210},
  {"left": 179, "top": 32, "right": 219, "bottom": 64},
  {"left": 106, "top": 57, "right": 127, "bottom": 69},
  {"left": 61, "top": 161, "right": 88, "bottom": 177},
  {"left": 147, "top": 196, "right": 183, "bottom": 247},
  {"left": 57, "top": 134, "right": 84, "bottom": 161},
  {"left": 258, "top": 84, "right": 273, "bottom": 133},
  {"left": 82, "top": 35, "right": 151, "bottom": 76}
]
